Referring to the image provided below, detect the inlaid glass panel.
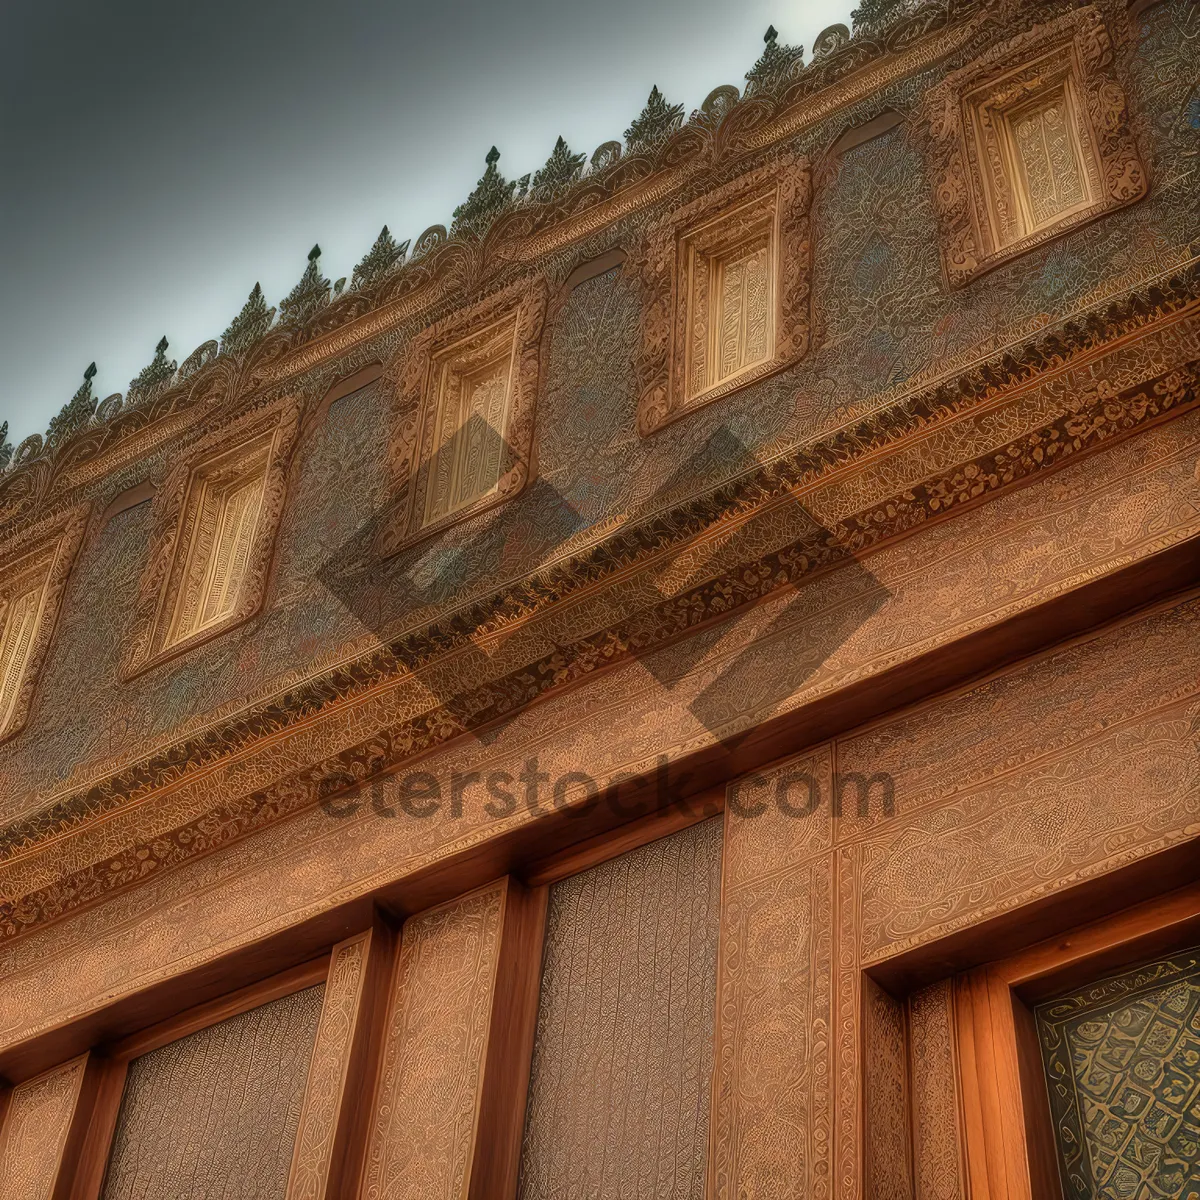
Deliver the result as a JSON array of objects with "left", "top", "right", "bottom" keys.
[
  {"left": 1037, "top": 945, "right": 1200, "bottom": 1200},
  {"left": 100, "top": 985, "right": 325, "bottom": 1200},
  {"left": 518, "top": 815, "right": 724, "bottom": 1200}
]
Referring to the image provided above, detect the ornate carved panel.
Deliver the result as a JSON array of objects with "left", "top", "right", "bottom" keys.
[
  {"left": 285, "top": 933, "right": 373, "bottom": 1200},
  {"left": 709, "top": 749, "right": 833, "bottom": 1200},
  {"left": 908, "top": 980, "right": 968, "bottom": 1200},
  {"left": 0, "top": 506, "right": 86, "bottom": 746},
  {"left": 0, "top": 1054, "right": 88, "bottom": 1200},
  {"left": 100, "top": 984, "right": 325, "bottom": 1199},
  {"left": 121, "top": 398, "right": 303, "bottom": 679},
  {"left": 921, "top": 6, "right": 1147, "bottom": 287},
  {"left": 517, "top": 815, "right": 723, "bottom": 1200},
  {"left": 360, "top": 880, "right": 506, "bottom": 1200},
  {"left": 1036, "top": 945, "right": 1200, "bottom": 1200},
  {"left": 630, "top": 153, "right": 811, "bottom": 435},
  {"left": 375, "top": 280, "right": 549, "bottom": 557}
]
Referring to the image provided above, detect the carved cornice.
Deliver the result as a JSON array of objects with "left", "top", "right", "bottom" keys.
[
  {"left": 0, "top": 0, "right": 1001, "bottom": 528},
  {"left": 0, "top": 262, "right": 1196, "bottom": 942}
]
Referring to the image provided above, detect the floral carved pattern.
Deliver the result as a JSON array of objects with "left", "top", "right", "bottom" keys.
[
  {"left": 0, "top": 1054, "right": 88, "bottom": 1200},
  {"left": 630, "top": 153, "right": 812, "bottom": 435},
  {"left": 120, "top": 397, "right": 303, "bottom": 679},
  {"left": 285, "top": 932, "right": 371, "bottom": 1200},
  {"left": 921, "top": 6, "right": 1148, "bottom": 287},
  {"left": 360, "top": 881, "right": 506, "bottom": 1200}
]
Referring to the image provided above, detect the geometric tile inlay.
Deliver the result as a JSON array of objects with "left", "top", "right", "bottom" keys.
[{"left": 1036, "top": 946, "right": 1200, "bottom": 1200}]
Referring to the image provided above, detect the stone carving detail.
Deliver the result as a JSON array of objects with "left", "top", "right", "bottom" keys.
[
  {"left": 221, "top": 282, "right": 277, "bottom": 356},
  {"left": 0, "top": 505, "right": 88, "bottom": 745},
  {"left": 0, "top": 1054, "right": 88, "bottom": 1200},
  {"left": 361, "top": 881, "right": 506, "bottom": 1199},
  {"left": 375, "top": 278, "right": 548, "bottom": 557},
  {"left": 709, "top": 751, "right": 833, "bottom": 1199},
  {"left": 921, "top": 6, "right": 1147, "bottom": 287},
  {"left": 1036, "top": 946, "right": 1200, "bottom": 1200},
  {"left": 863, "top": 976, "right": 915, "bottom": 1200},
  {"left": 518, "top": 816, "right": 723, "bottom": 1199},
  {"left": 630, "top": 152, "right": 812, "bottom": 434},
  {"left": 121, "top": 397, "right": 303, "bottom": 678},
  {"left": 101, "top": 985, "right": 326, "bottom": 1199},
  {"left": 908, "top": 981, "right": 967, "bottom": 1200},
  {"left": 285, "top": 933, "right": 371, "bottom": 1200}
]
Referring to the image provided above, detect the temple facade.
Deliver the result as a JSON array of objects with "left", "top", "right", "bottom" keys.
[{"left": 0, "top": 0, "right": 1197, "bottom": 1195}]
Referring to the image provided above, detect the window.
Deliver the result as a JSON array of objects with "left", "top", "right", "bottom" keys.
[
  {"left": 421, "top": 314, "right": 519, "bottom": 529},
  {"left": 122, "top": 400, "right": 302, "bottom": 678},
  {"left": 163, "top": 435, "right": 272, "bottom": 648},
  {"left": 0, "top": 508, "right": 86, "bottom": 744},
  {"left": 632, "top": 153, "right": 812, "bottom": 435},
  {"left": 923, "top": 7, "right": 1146, "bottom": 287},
  {"left": 375, "top": 280, "right": 548, "bottom": 559}
]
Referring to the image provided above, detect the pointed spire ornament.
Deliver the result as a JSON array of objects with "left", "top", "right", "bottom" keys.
[
  {"left": 351, "top": 225, "right": 409, "bottom": 292},
  {"left": 46, "top": 363, "right": 98, "bottom": 447},
  {"left": 624, "top": 86, "right": 685, "bottom": 150},
  {"left": 127, "top": 336, "right": 177, "bottom": 402},
  {"left": 451, "top": 146, "right": 516, "bottom": 237},
  {"left": 531, "top": 136, "right": 586, "bottom": 200},
  {"left": 0, "top": 421, "right": 11, "bottom": 471},
  {"left": 220, "top": 283, "right": 276, "bottom": 357},
  {"left": 278, "top": 244, "right": 332, "bottom": 327},
  {"left": 744, "top": 25, "right": 804, "bottom": 94}
]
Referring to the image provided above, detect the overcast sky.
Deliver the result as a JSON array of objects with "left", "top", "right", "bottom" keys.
[{"left": 1, "top": 0, "right": 855, "bottom": 445}]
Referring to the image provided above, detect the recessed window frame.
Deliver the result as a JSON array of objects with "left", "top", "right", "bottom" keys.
[
  {"left": 121, "top": 398, "right": 303, "bottom": 680},
  {"left": 375, "top": 278, "right": 549, "bottom": 559}
]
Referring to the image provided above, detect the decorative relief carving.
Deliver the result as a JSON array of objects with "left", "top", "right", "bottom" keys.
[
  {"left": 710, "top": 754, "right": 833, "bottom": 1200},
  {"left": 375, "top": 280, "right": 549, "bottom": 557},
  {"left": 630, "top": 153, "right": 812, "bottom": 434},
  {"left": 121, "top": 397, "right": 303, "bottom": 679},
  {"left": 0, "top": 1054, "right": 88, "bottom": 1200},
  {"left": 518, "top": 816, "right": 723, "bottom": 1200},
  {"left": 921, "top": 7, "right": 1147, "bottom": 287},
  {"left": 360, "top": 881, "right": 505, "bottom": 1200},
  {"left": 101, "top": 985, "right": 326, "bottom": 1200},
  {"left": 285, "top": 933, "right": 371, "bottom": 1200},
  {"left": 0, "top": 505, "right": 87, "bottom": 745},
  {"left": 863, "top": 976, "right": 914, "bottom": 1200},
  {"left": 908, "top": 981, "right": 967, "bottom": 1200}
]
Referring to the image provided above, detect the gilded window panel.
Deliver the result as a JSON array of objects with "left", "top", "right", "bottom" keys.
[
  {"left": 921, "top": 5, "right": 1147, "bottom": 288},
  {"left": 121, "top": 398, "right": 302, "bottom": 678},
  {"left": 0, "top": 505, "right": 87, "bottom": 745},
  {"left": 375, "top": 279, "right": 548, "bottom": 558},
  {"left": 100, "top": 984, "right": 326, "bottom": 1200},
  {"left": 0, "top": 1054, "right": 89, "bottom": 1200},
  {"left": 517, "top": 815, "right": 724, "bottom": 1200},
  {"left": 630, "top": 152, "right": 811, "bottom": 435}
]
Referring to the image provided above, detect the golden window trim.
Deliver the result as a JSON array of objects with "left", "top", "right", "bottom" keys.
[
  {"left": 922, "top": 6, "right": 1147, "bottom": 289},
  {"left": 375, "top": 278, "right": 549, "bottom": 560},
  {"left": 0, "top": 505, "right": 88, "bottom": 746},
  {"left": 120, "top": 398, "right": 303, "bottom": 681},
  {"left": 631, "top": 152, "right": 812, "bottom": 437}
]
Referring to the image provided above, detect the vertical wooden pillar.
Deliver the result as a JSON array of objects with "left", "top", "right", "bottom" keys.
[
  {"left": 286, "top": 922, "right": 395, "bottom": 1200},
  {"left": 358, "top": 877, "right": 547, "bottom": 1200}
]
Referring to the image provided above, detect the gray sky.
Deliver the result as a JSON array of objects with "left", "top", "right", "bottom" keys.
[{"left": 1, "top": 0, "right": 854, "bottom": 445}]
